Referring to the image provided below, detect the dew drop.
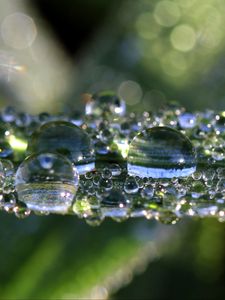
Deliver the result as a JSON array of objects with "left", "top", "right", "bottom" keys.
[
  {"left": 99, "top": 178, "right": 113, "bottom": 191},
  {"left": 214, "top": 113, "right": 225, "bottom": 133},
  {"left": 1, "top": 106, "right": 16, "bottom": 123},
  {"left": 15, "top": 153, "right": 79, "bottom": 213},
  {"left": 192, "top": 170, "right": 202, "bottom": 180},
  {"left": 156, "top": 211, "right": 180, "bottom": 225},
  {"left": 108, "top": 163, "right": 122, "bottom": 176},
  {"left": 0, "top": 141, "right": 13, "bottom": 158},
  {"left": 124, "top": 177, "right": 139, "bottom": 194},
  {"left": 13, "top": 201, "right": 31, "bottom": 219},
  {"left": 85, "top": 213, "right": 104, "bottom": 226},
  {"left": 101, "top": 189, "right": 129, "bottom": 219},
  {"left": 85, "top": 91, "right": 126, "bottom": 116},
  {"left": 101, "top": 168, "right": 112, "bottom": 179},
  {"left": 190, "top": 181, "right": 205, "bottom": 199},
  {"left": 27, "top": 121, "right": 95, "bottom": 174},
  {"left": 1, "top": 159, "right": 14, "bottom": 176},
  {"left": 127, "top": 126, "right": 196, "bottom": 178},
  {"left": 178, "top": 112, "right": 197, "bottom": 129},
  {"left": 141, "top": 185, "right": 154, "bottom": 199}
]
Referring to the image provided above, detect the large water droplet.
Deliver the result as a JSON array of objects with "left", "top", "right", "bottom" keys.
[
  {"left": 27, "top": 121, "right": 95, "bottom": 174},
  {"left": 127, "top": 126, "right": 196, "bottom": 178},
  {"left": 85, "top": 91, "right": 126, "bottom": 116},
  {"left": 15, "top": 152, "right": 79, "bottom": 213}
]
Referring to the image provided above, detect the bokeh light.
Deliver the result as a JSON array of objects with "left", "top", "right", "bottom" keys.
[
  {"left": 1, "top": 12, "right": 37, "bottom": 49},
  {"left": 154, "top": 1, "right": 180, "bottom": 27},
  {"left": 118, "top": 80, "right": 143, "bottom": 106},
  {"left": 170, "top": 24, "right": 196, "bottom": 52}
]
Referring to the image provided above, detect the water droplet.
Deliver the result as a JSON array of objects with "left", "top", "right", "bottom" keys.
[
  {"left": 1, "top": 159, "right": 14, "bottom": 176},
  {"left": 212, "top": 147, "right": 225, "bottom": 161},
  {"left": 85, "top": 91, "right": 126, "bottom": 116},
  {"left": 13, "top": 201, "right": 31, "bottom": 219},
  {"left": 136, "top": 177, "right": 144, "bottom": 188},
  {"left": 216, "top": 179, "right": 225, "bottom": 193},
  {"left": 2, "top": 193, "right": 16, "bottom": 212},
  {"left": 101, "top": 168, "right": 112, "bottom": 179},
  {"left": 85, "top": 172, "right": 93, "bottom": 180},
  {"left": 95, "top": 141, "right": 109, "bottom": 155},
  {"left": 15, "top": 112, "right": 32, "bottom": 128},
  {"left": 38, "top": 112, "right": 51, "bottom": 123},
  {"left": 141, "top": 185, "right": 154, "bottom": 199},
  {"left": 178, "top": 112, "right": 197, "bottom": 129},
  {"left": 27, "top": 121, "right": 95, "bottom": 174},
  {"left": 0, "top": 122, "right": 13, "bottom": 140},
  {"left": 15, "top": 153, "right": 79, "bottom": 213},
  {"left": 101, "top": 189, "right": 129, "bottom": 219},
  {"left": 190, "top": 181, "right": 205, "bottom": 199},
  {"left": 85, "top": 212, "right": 104, "bottom": 226},
  {"left": 108, "top": 163, "right": 122, "bottom": 176},
  {"left": 202, "top": 168, "right": 215, "bottom": 181},
  {"left": 0, "top": 141, "right": 13, "bottom": 158},
  {"left": 192, "top": 170, "right": 202, "bottom": 180},
  {"left": 214, "top": 113, "right": 225, "bottom": 133},
  {"left": 93, "top": 173, "right": 101, "bottom": 185},
  {"left": 124, "top": 177, "right": 139, "bottom": 194},
  {"left": 156, "top": 211, "right": 180, "bottom": 224},
  {"left": 217, "top": 168, "right": 225, "bottom": 179},
  {"left": 127, "top": 126, "right": 196, "bottom": 178},
  {"left": 3, "top": 175, "right": 15, "bottom": 194},
  {"left": 1, "top": 106, "right": 16, "bottom": 123},
  {"left": 99, "top": 178, "right": 113, "bottom": 191}
]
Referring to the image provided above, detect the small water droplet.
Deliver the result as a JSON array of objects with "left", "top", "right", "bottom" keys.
[
  {"left": 214, "top": 113, "right": 225, "bottom": 133},
  {"left": 85, "top": 213, "right": 104, "bottom": 226},
  {"left": 202, "top": 168, "right": 215, "bottom": 181},
  {"left": 1, "top": 159, "right": 14, "bottom": 176},
  {"left": 99, "top": 178, "right": 113, "bottom": 191},
  {"left": 101, "top": 189, "right": 129, "bottom": 219},
  {"left": 101, "top": 168, "right": 112, "bottom": 179},
  {"left": 192, "top": 170, "right": 202, "bottom": 180},
  {"left": 127, "top": 126, "right": 196, "bottom": 178},
  {"left": 141, "top": 185, "right": 154, "bottom": 199},
  {"left": 38, "top": 112, "right": 51, "bottom": 123},
  {"left": 85, "top": 91, "right": 126, "bottom": 116},
  {"left": 0, "top": 141, "right": 13, "bottom": 158},
  {"left": 190, "top": 181, "right": 205, "bottom": 199},
  {"left": 212, "top": 147, "right": 225, "bottom": 161},
  {"left": 217, "top": 168, "right": 225, "bottom": 179},
  {"left": 156, "top": 211, "right": 180, "bottom": 224},
  {"left": 124, "top": 177, "right": 139, "bottom": 194},
  {"left": 178, "top": 112, "right": 197, "bottom": 129},
  {"left": 1, "top": 106, "right": 16, "bottom": 123},
  {"left": 15, "top": 112, "right": 32, "bottom": 128},
  {"left": 15, "top": 152, "right": 79, "bottom": 213},
  {"left": 108, "top": 163, "right": 122, "bottom": 176},
  {"left": 95, "top": 141, "right": 109, "bottom": 155},
  {"left": 85, "top": 172, "right": 93, "bottom": 179},
  {"left": 13, "top": 201, "right": 31, "bottom": 219}
]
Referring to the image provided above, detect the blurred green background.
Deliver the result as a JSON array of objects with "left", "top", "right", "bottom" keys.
[{"left": 0, "top": 0, "right": 225, "bottom": 299}]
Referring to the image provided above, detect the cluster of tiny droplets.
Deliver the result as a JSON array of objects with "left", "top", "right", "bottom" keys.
[{"left": 0, "top": 92, "right": 224, "bottom": 225}]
